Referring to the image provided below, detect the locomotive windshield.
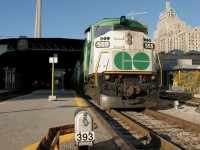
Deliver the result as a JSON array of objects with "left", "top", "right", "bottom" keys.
[
  {"left": 114, "top": 25, "right": 144, "bottom": 33},
  {"left": 114, "top": 26, "right": 130, "bottom": 30},
  {"left": 94, "top": 26, "right": 112, "bottom": 38}
]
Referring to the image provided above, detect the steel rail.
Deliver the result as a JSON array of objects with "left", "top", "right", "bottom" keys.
[
  {"left": 110, "top": 109, "right": 181, "bottom": 150},
  {"left": 144, "top": 109, "right": 200, "bottom": 133}
]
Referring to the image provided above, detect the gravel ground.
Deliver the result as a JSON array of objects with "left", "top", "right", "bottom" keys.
[{"left": 153, "top": 99, "right": 200, "bottom": 125}]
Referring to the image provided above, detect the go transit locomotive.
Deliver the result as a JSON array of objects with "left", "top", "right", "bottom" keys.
[{"left": 72, "top": 16, "right": 161, "bottom": 110}]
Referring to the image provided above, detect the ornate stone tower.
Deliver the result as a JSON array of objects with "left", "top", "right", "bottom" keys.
[{"left": 153, "top": 2, "right": 200, "bottom": 53}]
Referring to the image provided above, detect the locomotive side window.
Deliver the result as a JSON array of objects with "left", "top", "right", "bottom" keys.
[{"left": 94, "top": 26, "right": 111, "bottom": 38}]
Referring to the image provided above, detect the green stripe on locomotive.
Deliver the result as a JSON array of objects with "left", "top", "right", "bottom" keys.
[
  {"left": 89, "top": 17, "right": 148, "bottom": 38},
  {"left": 83, "top": 41, "right": 91, "bottom": 77}
]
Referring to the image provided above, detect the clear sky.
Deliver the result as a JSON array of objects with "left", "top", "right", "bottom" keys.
[{"left": 0, "top": 0, "right": 200, "bottom": 40}]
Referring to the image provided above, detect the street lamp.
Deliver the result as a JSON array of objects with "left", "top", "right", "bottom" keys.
[{"left": 48, "top": 54, "right": 58, "bottom": 101}]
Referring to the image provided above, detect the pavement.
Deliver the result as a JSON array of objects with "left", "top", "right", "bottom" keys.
[{"left": 0, "top": 89, "right": 125, "bottom": 150}]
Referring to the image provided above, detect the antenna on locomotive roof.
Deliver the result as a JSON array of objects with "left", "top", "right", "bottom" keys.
[{"left": 126, "top": 11, "right": 148, "bottom": 20}]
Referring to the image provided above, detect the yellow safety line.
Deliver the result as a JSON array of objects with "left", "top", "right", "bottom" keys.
[
  {"left": 0, "top": 92, "right": 33, "bottom": 105},
  {"left": 22, "top": 133, "right": 75, "bottom": 150},
  {"left": 59, "top": 133, "right": 74, "bottom": 144},
  {"left": 0, "top": 100, "right": 12, "bottom": 104},
  {"left": 22, "top": 91, "right": 84, "bottom": 150},
  {"left": 73, "top": 91, "right": 86, "bottom": 107},
  {"left": 0, "top": 97, "right": 18, "bottom": 104},
  {"left": 22, "top": 142, "right": 39, "bottom": 150}
]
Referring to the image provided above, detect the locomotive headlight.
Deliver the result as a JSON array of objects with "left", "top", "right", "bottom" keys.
[
  {"left": 95, "top": 41, "right": 110, "bottom": 48},
  {"left": 151, "top": 75, "right": 156, "bottom": 80},
  {"left": 125, "top": 34, "right": 132, "bottom": 45},
  {"left": 104, "top": 74, "right": 110, "bottom": 80}
]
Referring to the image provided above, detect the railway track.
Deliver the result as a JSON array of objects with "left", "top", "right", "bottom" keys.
[
  {"left": 159, "top": 91, "right": 200, "bottom": 106},
  {"left": 84, "top": 95, "right": 199, "bottom": 149},
  {"left": 108, "top": 108, "right": 200, "bottom": 150}
]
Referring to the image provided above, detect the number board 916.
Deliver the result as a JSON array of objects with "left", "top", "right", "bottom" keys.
[
  {"left": 143, "top": 43, "right": 155, "bottom": 49},
  {"left": 75, "top": 131, "right": 95, "bottom": 142}
]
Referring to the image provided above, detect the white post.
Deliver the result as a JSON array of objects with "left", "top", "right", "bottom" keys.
[
  {"left": 174, "top": 101, "right": 179, "bottom": 110},
  {"left": 48, "top": 54, "right": 58, "bottom": 101}
]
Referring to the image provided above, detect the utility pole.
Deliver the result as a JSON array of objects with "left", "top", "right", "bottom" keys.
[
  {"left": 127, "top": 11, "right": 148, "bottom": 20},
  {"left": 34, "top": 0, "right": 42, "bottom": 38}
]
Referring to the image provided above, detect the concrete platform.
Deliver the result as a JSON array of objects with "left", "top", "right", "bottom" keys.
[{"left": 0, "top": 89, "right": 126, "bottom": 150}]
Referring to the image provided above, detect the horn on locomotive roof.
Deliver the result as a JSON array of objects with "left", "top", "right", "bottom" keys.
[{"left": 120, "top": 16, "right": 126, "bottom": 25}]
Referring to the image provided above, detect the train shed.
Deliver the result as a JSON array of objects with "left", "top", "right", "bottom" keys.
[{"left": 0, "top": 37, "right": 84, "bottom": 89}]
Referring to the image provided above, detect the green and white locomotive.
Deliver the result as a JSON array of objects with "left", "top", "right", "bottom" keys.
[{"left": 73, "top": 16, "right": 160, "bottom": 110}]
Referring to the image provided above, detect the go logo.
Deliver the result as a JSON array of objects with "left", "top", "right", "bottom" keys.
[{"left": 114, "top": 52, "right": 150, "bottom": 70}]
